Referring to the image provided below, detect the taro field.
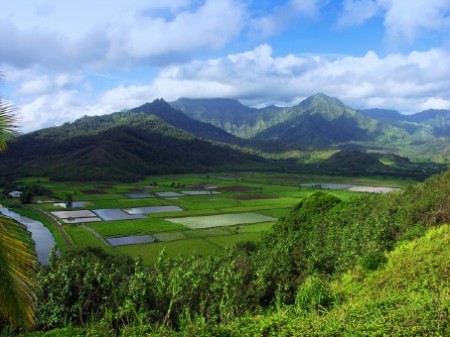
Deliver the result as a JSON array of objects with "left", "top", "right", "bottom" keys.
[{"left": 19, "top": 172, "right": 407, "bottom": 264}]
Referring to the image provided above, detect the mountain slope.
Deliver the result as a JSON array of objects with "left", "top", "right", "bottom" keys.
[
  {"left": 0, "top": 113, "right": 266, "bottom": 181},
  {"left": 129, "top": 99, "right": 242, "bottom": 144},
  {"left": 173, "top": 94, "right": 450, "bottom": 159},
  {"left": 252, "top": 93, "right": 411, "bottom": 148},
  {"left": 170, "top": 98, "right": 286, "bottom": 138}
]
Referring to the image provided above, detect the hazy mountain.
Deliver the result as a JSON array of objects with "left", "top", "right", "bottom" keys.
[
  {"left": 359, "top": 108, "right": 407, "bottom": 122},
  {"left": 171, "top": 94, "right": 406, "bottom": 147},
  {"left": 170, "top": 98, "right": 286, "bottom": 138},
  {"left": 172, "top": 93, "right": 450, "bottom": 160}
]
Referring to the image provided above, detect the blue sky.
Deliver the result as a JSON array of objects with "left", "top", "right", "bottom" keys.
[{"left": 1, "top": 0, "right": 450, "bottom": 132}]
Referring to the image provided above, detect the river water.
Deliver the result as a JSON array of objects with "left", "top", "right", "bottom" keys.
[{"left": 0, "top": 207, "right": 55, "bottom": 265}]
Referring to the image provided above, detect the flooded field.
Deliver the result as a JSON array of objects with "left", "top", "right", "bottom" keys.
[
  {"left": 52, "top": 210, "right": 97, "bottom": 218},
  {"left": 155, "top": 191, "right": 184, "bottom": 197},
  {"left": 124, "top": 206, "right": 183, "bottom": 215},
  {"left": 53, "top": 201, "right": 89, "bottom": 208},
  {"left": 300, "top": 183, "right": 400, "bottom": 193},
  {"left": 93, "top": 209, "right": 145, "bottom": 221},
  {"left": 124, "top": 192, "right": 153, "bottom": 198},
  {"left": 167, "top": 212, "right": 276, "bottom": 229},
  {"left": 106, "top": 235, "right": 155, "bottom": 246}
]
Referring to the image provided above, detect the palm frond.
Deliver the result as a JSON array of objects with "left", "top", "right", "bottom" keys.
[
  {"left": 0, "top": 73, "right": 18, "bottom": 151},
  {"left": 0, "top": 216, "right": 37, "bottom": 328}
]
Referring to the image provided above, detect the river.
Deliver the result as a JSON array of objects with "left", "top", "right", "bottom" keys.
[{"left": 0, "top": 207, "right": 55, "bottom": 265}]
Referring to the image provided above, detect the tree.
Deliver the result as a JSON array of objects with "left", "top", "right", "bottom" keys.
[
  {"left": 0, "top": 73, "right": 37, "bottom": 328},
  {"left": 65, "top": 193, "right": 73, "bottom": 208}
]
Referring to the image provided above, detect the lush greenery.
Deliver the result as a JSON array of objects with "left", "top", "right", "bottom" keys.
[
  {"left": 2, "top": 168, "right": 450, "bottom": 335},
  {"left": 0, "top": 116, "right": 268, "bottom": 181},
  {"left": 0, "top": 93, "right": 448, "bottom": 183},
  {"left": 172, "top": 93, "right": 450, "bottom": 161}
]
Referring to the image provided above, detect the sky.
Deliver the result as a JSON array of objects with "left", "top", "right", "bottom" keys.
[{"left": 1, "top": 0, "right": 450, "bottom": 132}]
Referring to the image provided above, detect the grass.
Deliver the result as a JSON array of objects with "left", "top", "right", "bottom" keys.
[
  {"left": 64, "top": 225, "right": 113, "bottom": 253},
  {"left": 86, "top": 218, "right": 186, "bottom": 237},
  {"left": 117, "top": 238, "right": 222, "bottom": 263},
  {"left": 206, "top": 232, "right": 264, "bottom": 248},
  {"left": 18, "top": 171, "right": 406, "bottom": 264}
]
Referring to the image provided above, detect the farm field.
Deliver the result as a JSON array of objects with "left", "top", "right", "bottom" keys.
[{"left": 18, "top": 172, "right": 409, "bottom": 264}]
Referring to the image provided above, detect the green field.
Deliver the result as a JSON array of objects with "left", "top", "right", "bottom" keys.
[{"left": 20, "top": 172, "right": 405, "bottom": 264}]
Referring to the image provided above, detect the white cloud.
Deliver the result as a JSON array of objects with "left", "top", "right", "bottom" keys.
[
  {"left": 14, "top": 44, "right": 450, "bottom": 133},
  {"left": 251, "top": 0, "right": 324, "bottom": 37},
  {"left": 0, "top": 0, "right": 245, "bottom": 70},
  {"left": 336, "top": 0, "right": 379, "bottom": 28},
  {"left": 110, "top": 0, "right": 245, "bottom": 61},
  {"left": 381, "top": 0, "right": 450, "bottom": 45},
  {"left": 337, "top": 0, "right": 450, "bottom": 46},
  {"left": 18, "top": 73, "right": 82, "bottom": 95},
  {"left": 151, "top": 45, "right": 450, "bottom": 112}
]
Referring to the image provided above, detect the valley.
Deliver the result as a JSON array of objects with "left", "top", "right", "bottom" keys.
[
  {"left": 11, "top": 172, "right": 408, "bottom": 264},
  {"left": 1, "top": 92, "right": 450, "bottom": 336}
]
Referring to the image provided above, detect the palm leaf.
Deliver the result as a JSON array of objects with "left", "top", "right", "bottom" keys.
[
  {"left": 0, "top": 74, "right": 18, "bottom": 151},
  {"left": 0, "top": 216, "right": 36, "bottom": 327}
]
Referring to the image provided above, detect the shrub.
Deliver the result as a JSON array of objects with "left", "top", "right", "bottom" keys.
[{"left": 295, "top": 275, "right": 334, "bottom": 312}]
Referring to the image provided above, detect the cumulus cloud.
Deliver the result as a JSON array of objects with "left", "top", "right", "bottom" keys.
[
  {"left": 251, "top": 0, "right": 324, "bottom": 37},
  {"left": 14, "top": 44, "right": 450, "bottom": 132},
  {"left": 153, "top": 45, "right": 450, "bottom": 111},
  {"left": 0, "top": 0, "right": 245, "bottom": 70},
  {"left": 18, "top": 73, "right": 82, "bottom": 95},
  {"left": 108, "top": 0, "right": 245, "bottom": 62},
  {"left": 336, "top": 0, "right": 379, "bottom": 28},
  {"left": 382, "top": 0, "right": 450, "bottom": 45},
  {"left": 337, "top": 0, "right": 450, "bottom": 46}
]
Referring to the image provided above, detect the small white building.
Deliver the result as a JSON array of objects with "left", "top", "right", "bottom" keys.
[{"left": 8, "top": 191, "right": 22, "bottom": 198}]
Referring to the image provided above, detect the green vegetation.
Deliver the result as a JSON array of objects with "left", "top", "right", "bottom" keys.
[
  {"left": 0, "top": 81, "right": 37, "bottom": 329},
  {"left": 8, "top": 172, "right": 369, "bottom": 264},
  {"left": 2, "top": 168, "right": 450, "bottom": 335},
  {"left": 86, "top": 218, "right": 185, "bottom": 238},
  {"left": 12, "top": 207, "right": 67, "bottom": 252},
  {"left": 1, "top": 93, "right": 448, "bottom": 185}
]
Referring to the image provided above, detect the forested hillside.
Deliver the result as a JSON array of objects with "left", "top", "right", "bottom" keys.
[
  {"left": 0, "top": 112, "right": 267, "bottom": 181},
  {"left": 171, "top": 93, "right": 450, "bottom": 160},
  {"left": 10, "top": 168, "right": 450, "bottom": 336}
]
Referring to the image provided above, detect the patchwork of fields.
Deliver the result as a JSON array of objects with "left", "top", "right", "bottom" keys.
[{"left": 21, "top": 172, "right": 407, "bottom": 264}]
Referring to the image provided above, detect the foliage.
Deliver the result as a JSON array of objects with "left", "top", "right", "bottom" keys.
[
  {"left": 12, "top": 167, "right": 450, "bottom": 335},
  {"left": 294, "top": 275, "right": 334, "bottom": 312},
  {"left": 35, "top": 247, "right": 134, "bottom": 329},
  {"left": 0, "top": 74, "right": 37, "bottom": 331},
  {"left": 0, "top": 216, "right": 36, "bottom": 328}
]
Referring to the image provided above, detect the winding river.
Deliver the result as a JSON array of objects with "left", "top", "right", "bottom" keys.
[{"left": 0, "top": 207, "right": 55, "bottom": 265}]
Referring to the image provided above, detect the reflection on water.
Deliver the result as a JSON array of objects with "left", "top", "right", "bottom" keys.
[{"left": 0, "top": 207, "right": 55, "bottom": 265}]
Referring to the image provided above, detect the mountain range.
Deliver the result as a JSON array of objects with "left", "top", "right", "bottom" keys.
[
  {"left": 1, "top": 93, "right": 448, "bottom": 181},
  {"left": 171, "top": 93, "right": 450, "bottom": 160}
]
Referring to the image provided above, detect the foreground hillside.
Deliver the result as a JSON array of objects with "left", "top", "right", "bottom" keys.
[{"left": 5, "top": 169, "right": 450, "bottom": 336}]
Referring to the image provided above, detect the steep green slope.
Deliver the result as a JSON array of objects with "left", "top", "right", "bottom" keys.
[
  {"left": 172, "top": 94, "right": 450, "bottom": 160},
  {"left": 253, "top": 93, "right": 411, "bottom": 148},
  {"left": 0, "top": 113, "right": 267, "bottom": 181},
  {"left": 129, "top": 99, "right": 243, "bottom": 145},
  {"left": 170, "top": 97, "right": 287, "bottom": 138}
]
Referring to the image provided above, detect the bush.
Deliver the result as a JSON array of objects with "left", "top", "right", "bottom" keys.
[
  {"left": 295, "top": 275, "right": 334, "bottom": 312},
  {"left": 360, "top": 250, "right": 387, "bottom": 272}
]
